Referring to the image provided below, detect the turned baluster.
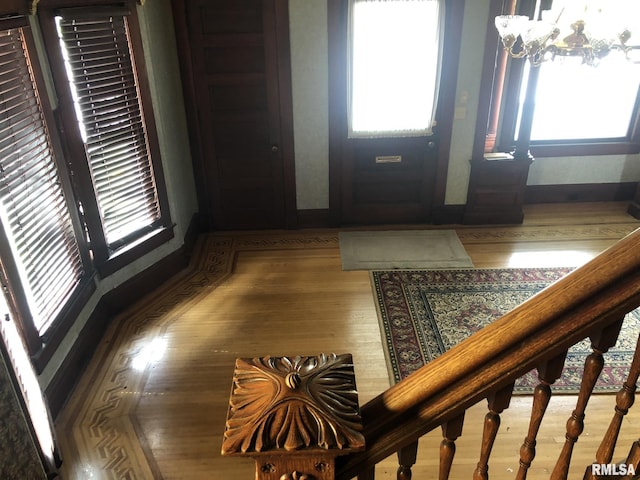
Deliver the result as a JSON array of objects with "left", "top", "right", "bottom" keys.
[
  {"left": 440, "top": 414, "right": 465, "bottom": 480},
  {"left": 584, "top": 331, "right": 640, "bottom": 480},
  {"left": 624, "top": 440, "right": 640, "bottom": 471},
  {"left": 473, "top": 384, "right": 514, "bottom": 480},
  {"left": 397, "top": 440, "right": 418, "bottom": 480},
  {"left": 517, "top": 352, "right": 567, "bottom": 480},
  {"left": 552, "top": 319, "right": 624, "bottom": 479}
]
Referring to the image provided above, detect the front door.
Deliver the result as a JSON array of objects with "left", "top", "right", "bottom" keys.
[
  {"left": 182, "top": 0, "right": 296, "bottom": 230},
  {"left": 339, "top": 136, "right": 440, "bottom": 225},
  {"left": 328, "top": 0, "right": 464, "bottom": 226}
]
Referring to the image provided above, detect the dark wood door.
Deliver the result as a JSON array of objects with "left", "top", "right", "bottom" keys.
[
  {"left": 340, "top": 136, "right": 439, "bottom": 225},
  {"left": 183, "top": 0, "right": 296, "bottom": 230},
  {"left": 327, "top": 0, "right": 464, "bottom": 226}
]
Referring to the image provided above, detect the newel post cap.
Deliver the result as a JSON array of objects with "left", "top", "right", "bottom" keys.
[{"left": 222, "top": 353, "right": 365, "bottom": 456}]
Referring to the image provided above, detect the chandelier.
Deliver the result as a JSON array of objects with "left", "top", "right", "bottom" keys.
[{"left": 495, "top": 8, "right": 633, "bottom": 66}]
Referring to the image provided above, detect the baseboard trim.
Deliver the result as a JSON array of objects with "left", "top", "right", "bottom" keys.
[
  {"left": 297, "top": 208, "right": 331, "bottom": 228},
  {"left": 525, "top": 182, "right": 637, "bottom": 204},
  {"left": 432, "top": 204, "right": 465, "bottom": 225},
  {"left": 45, "top": 299, "right": 111, "bottom": 419}
]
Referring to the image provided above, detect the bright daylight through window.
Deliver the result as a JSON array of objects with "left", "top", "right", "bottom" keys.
[
  {"left": 55, "top": 12, "right": 161, "bottom": 246},
  {"left": 348, "top": 0, "right": 442, "bottom": 138},
  {"left": 0, "top": 27, "right": 84, "bottom": 335},
  {"left": 521, "top": 0, "right": 640, "bottom": 142},
  {"left": 0, "top": 293, "right": 57, "bottom": 471}
]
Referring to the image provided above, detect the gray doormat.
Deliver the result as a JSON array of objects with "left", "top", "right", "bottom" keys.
[{"left": 338, "top": 230, "right": 473, "bottom": 271}]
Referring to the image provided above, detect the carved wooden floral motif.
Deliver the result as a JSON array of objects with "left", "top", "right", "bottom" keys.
[{"left": 222, "top": 353, "right": 365, "bottom": 455}]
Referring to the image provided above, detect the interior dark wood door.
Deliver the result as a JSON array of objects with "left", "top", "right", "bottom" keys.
[{"left": 185, "top": 0, "right": 296, "bottom": 230}]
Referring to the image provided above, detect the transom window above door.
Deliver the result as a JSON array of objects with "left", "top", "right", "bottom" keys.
[{"left": 347, "top": 0, "right": 443, "bottom": 138}]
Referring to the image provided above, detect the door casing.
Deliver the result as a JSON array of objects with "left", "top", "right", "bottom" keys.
[{"left": 327, "top": 0, "right": 465, "bottom": 226}]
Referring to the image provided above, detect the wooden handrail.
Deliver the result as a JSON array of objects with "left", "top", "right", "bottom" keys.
[{"left": 336, "top": 227, "right": 640, "bottom": 479}]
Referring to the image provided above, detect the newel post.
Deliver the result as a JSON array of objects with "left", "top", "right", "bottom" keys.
[{"left": 222, "top": 353, "right": 365, "bottom": 480}]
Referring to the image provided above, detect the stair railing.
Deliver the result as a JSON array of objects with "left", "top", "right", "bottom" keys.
[{"left": 223, "top": 227, "right": 640, "bottom": 480}]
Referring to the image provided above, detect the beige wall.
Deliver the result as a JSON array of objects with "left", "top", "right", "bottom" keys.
[
  {"left": 139, "top": 0, "right": 199, "bottom": 236},
  {"left": 289, "top": 0, "right": 331, "bottom": 210}
]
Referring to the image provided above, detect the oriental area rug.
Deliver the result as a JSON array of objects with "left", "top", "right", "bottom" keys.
[{"left": 371, "top": 267, "right": 639, "bottom": 393}]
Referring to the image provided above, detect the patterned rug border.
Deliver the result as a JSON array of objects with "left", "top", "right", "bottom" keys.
[{"left": 371, "top": 267, "right": 637, "bottom": 394}]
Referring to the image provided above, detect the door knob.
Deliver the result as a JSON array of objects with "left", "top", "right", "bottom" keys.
[{"left": 271, "top": 145, "right": 279, "bottom": 153}]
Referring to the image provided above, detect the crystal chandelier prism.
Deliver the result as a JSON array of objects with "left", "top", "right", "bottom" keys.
[{"left": 495, "top": 6, "right": 634, "bottom": 66}]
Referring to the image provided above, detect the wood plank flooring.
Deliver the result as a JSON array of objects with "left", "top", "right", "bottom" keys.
[{"left": 54, "top": 202, "right": 640, "bottom": 479}]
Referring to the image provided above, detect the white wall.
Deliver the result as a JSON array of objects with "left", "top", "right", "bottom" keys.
[
  {"left": 139, "top": 0, "right": 199, "bottom": 235},
  {"left": 445, "top": 0, "right": 490, "bottom": 204},
  {"left": 528, "top": 154, "right": 640, "bottom": 185},
  {"left": 289, "top": 0, "right": 331, "bottom": 210}
]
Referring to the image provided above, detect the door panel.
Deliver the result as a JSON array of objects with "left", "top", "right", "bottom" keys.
[
  {"left": 185, "top": 0, "right": 295, "bottom": 230},
  {"left": 343, "top": 136, "right": 438, "bottom": 224}
]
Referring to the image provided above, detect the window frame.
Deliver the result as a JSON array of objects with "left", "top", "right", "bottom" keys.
[
  {"left": 0, "top": 14, "right": 96, "bottom": 368},
  {"left": 37, "top": 0, "right": 174, "bottom": 277},
  {"left": 489, "top": 0, "right": 640, "bottom": 158},
  {"left": 0, "top": 0, "right": 175, "bottom": 370}
]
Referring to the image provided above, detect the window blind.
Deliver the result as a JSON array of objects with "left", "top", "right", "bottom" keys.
[
  {"left": 0, "top": 27, "right": 84, "bottom": 334},
  {"left": 56, "top": 11, "right": 161, "bottom": 247}
]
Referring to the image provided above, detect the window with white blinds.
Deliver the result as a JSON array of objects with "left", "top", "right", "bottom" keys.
[
  {"left": 0, "top": 27, "right": 84, "bottom": 334},
  {"left": 55, "top": 9, "right": 161, "bottom": 247}
]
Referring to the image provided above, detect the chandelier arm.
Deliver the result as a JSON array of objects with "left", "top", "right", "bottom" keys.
[
  {"left": 495, "top": 12, "right": 634, "bottom": 68},
  {"left": 507, "top": 47, "right": 528, "bottom": 59}
]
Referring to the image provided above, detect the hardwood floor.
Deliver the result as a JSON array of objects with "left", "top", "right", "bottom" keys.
[{"left": 54, "top": 202, "right": 640, "bottom": 479}]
